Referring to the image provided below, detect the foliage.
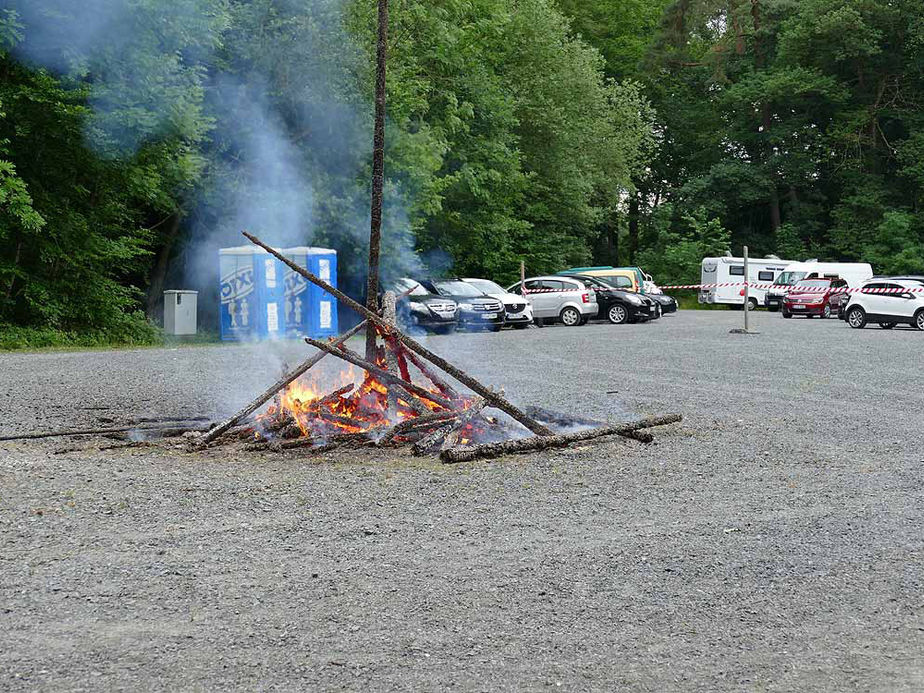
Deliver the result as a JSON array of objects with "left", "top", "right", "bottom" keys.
[
  {"left": 637, "top": 206, "right": 731, "bottom": 284},
  {"left": 2, "top": 0, "right": 922, "bottom": 338}
]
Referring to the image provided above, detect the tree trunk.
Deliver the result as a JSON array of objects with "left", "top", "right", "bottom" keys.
[
  {"left": 365, "top": 0, "right": 389, "bottom": 361},
  {"left": 146, "top": 213, "right": 182, "bottom": 322},
  {"left": 627, "top": 192, "right": 640, "bottom": 264},
  {"left": 752, "top": 0, "right": 780, "bottom": 232}
]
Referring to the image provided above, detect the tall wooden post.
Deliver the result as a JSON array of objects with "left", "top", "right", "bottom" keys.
[{"left": 365, "top": 0, "right": 389, "bottom": 361}]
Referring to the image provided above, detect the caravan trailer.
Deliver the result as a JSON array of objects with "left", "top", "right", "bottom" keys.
[
  {"left": 763, "top": 260, "right": 874, "bottom": 311},
  {"left": 699, "top": 256, "right": 794, "bottom": 309}
]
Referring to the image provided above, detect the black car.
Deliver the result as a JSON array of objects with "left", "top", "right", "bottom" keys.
[
  {"left": 420, "top": 279, "right": 506, "bottom": 331},
  {"left": 647, "top": 292, "right": 678, "bottom": 316},
  {"left": 391, "top": 278, "right": 458, "bottom": 334},
  {"left": 568, "top": 275, "right": 658, "bottom": 324}
]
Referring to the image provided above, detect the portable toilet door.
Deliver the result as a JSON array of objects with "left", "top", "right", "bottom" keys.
[
  {"left": 306, "top": 248, "right": 339, "bottom": 338},
  {"left": 219, "top": 247, "right": 257, "bottom": 341},
  {"left": 254, "top": 250, "right": 287, "bottom": 340},
  {"left": 220, "top": 246, "right": 287, "bottom": 341},
  {"left": 282, "top": 247, "right": 312, "bottom": 338}
]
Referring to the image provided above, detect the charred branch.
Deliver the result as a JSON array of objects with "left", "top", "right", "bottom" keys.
[{"left": 440, "top": 414, "right": 683, "bottom": 464}]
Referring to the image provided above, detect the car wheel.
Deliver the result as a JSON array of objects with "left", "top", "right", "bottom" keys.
[
  {"left": 654, "top": 304, "right": 662, "bottom": 319},
  {"left": 560, "top": 306, "right": 582, "bottom": 326},
  {"left": 822, "top": 305, "right": 831, "bottom": 319},
  {"left": 916, "top": 309, "right": 924, "bottom": 331},
  {"left": 607, "top": 304, "right": 628, "bottom": 325},
  {"left": 433, "top": 325, "right": 455, "bottom": 335},
  {"left": 768, "top": 305, "right": 779, "bottom": 313},
  {"left": 878, "top": 322, "right": 895, "bottom": 329},
  {"left": 782, "top": 310, "right": 792, "bottom": 319},
  {"left": 847, "top": 306, "right": 867, "bottom": 329},
  {"left": 513, "top": 323, "right": 529, "bottom": 330},
  {"left": 747, "top": 298, "right": 758, "bottom": 311}
]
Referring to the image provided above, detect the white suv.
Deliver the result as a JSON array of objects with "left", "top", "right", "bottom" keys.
[
  {"left": 506, "top": 276, "right": 598, "bottom": 326},
  {"left": 845, "top": 279, "right": 924, "bottom": 330}
]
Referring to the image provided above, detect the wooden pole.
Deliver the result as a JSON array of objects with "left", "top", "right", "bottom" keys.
[
  {"left": 365, "top": 0, "right": 390, "bottom": 362},
  {"left": 439, "top": 414, "right": 683, "bottom": 464},
  {"left": 244, "top": 231, "right": 552, "bottom": 436}
]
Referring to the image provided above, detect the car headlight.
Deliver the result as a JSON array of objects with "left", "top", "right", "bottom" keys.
[
  {"left": 459, "top": 302, "right": 473, "bottom": 311},
  {"left": 410, "top": 303, "right": 430, "bottom": 314},
  {"left": 626, "top": 294, "right": 643, "bottom": 305}
]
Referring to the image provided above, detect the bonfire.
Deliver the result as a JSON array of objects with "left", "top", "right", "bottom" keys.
[{"left": 192, "top": 233, "right": 682, "bottom": 464}]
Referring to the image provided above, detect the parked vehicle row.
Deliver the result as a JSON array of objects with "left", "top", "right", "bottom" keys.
[
  {"left": 389, "top": 267, "right": 677, "bottom": 333},
  {"left": 698, "top": 256, "right": 875, "bottom": 311},
  {"left": 840, "top": 277, "right": 924, "bottom": 330}
]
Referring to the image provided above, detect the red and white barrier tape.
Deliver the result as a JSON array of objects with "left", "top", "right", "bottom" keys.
[
  {"left": 659, "top": 282, "right": 924, "bottom": 294},
  {"left": 520, "top": 283, "right": 923, "bottom": 295}
]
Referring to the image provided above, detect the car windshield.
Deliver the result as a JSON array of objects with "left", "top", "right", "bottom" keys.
[
  {"left": 465, "top": 279, "right": 503, "bottom": 295},
  {"left": 394, "top": 278, "right": 428, "bottom": 296},
  {"left": 433, "top": 280, "right": 483, "bottom": 297},
  {"left": 593, "top": 276, "right": 626, "bottom": 290},
  {"left": 795, "top": 280, "right": 830, "bottom": 289},
  {"left": 775, "top": 271, "right": 807, "bottom": 286}
]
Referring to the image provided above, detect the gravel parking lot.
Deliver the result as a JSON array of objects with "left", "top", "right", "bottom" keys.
[{"left": 1, "top": 310, "right": 923, "bottom": 691}]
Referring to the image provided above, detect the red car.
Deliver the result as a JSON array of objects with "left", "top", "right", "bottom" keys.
[{"left": 782, "top": 278, "right": 849, "bottom": 319}]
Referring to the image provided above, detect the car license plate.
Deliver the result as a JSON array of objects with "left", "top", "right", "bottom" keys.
[
  {"left": 793, "top": 305, "right": 805, "bottom": 310},
  {"left": 483, "top": 313, "right": 497, "bottom": 319}
]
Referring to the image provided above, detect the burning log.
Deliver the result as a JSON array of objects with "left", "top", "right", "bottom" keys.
[
  {"left": 196, "top": 320, "right": 368, "bottom": 448},
  {"left": 411, "top": 422, "right": 460, "bottom": 455},
  {"left": 440, "top": 398, "right": 487, "bottom": 451},
  {"left": 378, "top": 411, "right": 459, "bottom": 446},
  {"left": 244, "top": 231, "right": 552, "bottom": 437},
  {"left": 304, "top": 337, "right": 454, "bottom": 411},
  {"left": 245, "top": 432, "right": 375, "bottom": 453},
  {"left": 439, "top": 414, "right": 683, "bottom": 464}
]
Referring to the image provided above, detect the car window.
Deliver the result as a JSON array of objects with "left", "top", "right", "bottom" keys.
[
  {"left": 433, "top": 280, "right": 483, "bottom": 297},
  {"left": 394, "top": 278, "right": 428, "bottom": 296},
  {"left": 882, "top": 283, "right": 904, "bottom": 296},
  {"left": 466, "top": 279, "right": 503, "bottom": 294},
  {"left": 729, "top": 266, "right": 745, "bottom": 276},
  {"left": 540, "top": 280, "right": 567, "bottom": 291},
  {"left": 523, "top": 280, "right": 543, "bottom": 292},
  {"left": 758, "top": 271, "right": 774, "bottom": 282}
]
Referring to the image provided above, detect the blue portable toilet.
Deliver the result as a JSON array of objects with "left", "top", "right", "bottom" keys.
[
  {"left": 220, "top": 245, "right": 338, "bottom": 341},
  {"left": 284, "top": 247, "right": 338, "bottom": 339}
]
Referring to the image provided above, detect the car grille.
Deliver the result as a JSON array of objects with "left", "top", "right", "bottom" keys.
[
  {"left": 506, "top": 303, "right": 527, "bottom": 314},
  {"left": 428, "top": 303, "right": 457, "bottom": 318},
  {"left": 474, "top": 301, "right": 502, "bottom": 312}
]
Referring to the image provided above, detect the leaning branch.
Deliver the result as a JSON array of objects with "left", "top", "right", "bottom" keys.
[{"left": 439, "top": 414, "right": 683, "bottom": 464}]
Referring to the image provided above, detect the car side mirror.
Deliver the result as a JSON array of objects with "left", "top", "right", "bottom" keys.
[{"left": 903, "top": 293, "right": 916, "bottom": 299}]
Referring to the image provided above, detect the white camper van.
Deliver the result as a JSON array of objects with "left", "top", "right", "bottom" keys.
[
  {"left": 763, "top": 260, "right": 874, "bottom": 310},
  {"left": 699, "top": 256, "right": 794, "bottom": 309}
]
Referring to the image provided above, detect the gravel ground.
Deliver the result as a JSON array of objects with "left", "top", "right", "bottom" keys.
[{"left": 1, "top": 310, "right": 923, "bottom": 691}]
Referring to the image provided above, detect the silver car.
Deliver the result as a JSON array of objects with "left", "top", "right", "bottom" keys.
[{"left": 506, "top": 276, "right": 598, "bottom": 326}]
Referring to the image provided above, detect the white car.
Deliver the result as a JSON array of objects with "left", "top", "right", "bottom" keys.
[
  {"left": 844, "top": 279, "right": 924, "bottom": 330},
  {"left": 460, "top": 278, "right": 533, "bottom": 329},
  {"left": 505, "top": 276, "right": 597, "bottom": 326}
]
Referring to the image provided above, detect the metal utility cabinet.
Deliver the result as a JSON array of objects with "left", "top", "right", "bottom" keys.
[{"left": 163, "top": 290, "right": 198, "bottom": 335}]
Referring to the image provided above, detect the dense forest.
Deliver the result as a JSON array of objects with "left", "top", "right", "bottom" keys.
[{"left": 0, "top": 0, "right": 922, "bottom": 343}]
